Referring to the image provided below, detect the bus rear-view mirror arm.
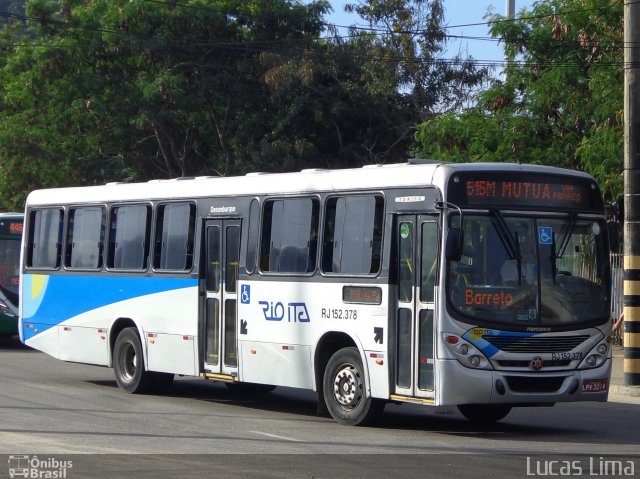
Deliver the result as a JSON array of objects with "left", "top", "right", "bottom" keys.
[{"left": 435, "top": 201, "right": 464, "bottom": 262}]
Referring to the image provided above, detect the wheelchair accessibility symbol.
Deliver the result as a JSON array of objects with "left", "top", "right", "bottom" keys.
[
  {"left": 241, "top": 285, "right": 251, "bottom": 304},
  {"left": 538, "top": 227, "right": 553, "bottom": 245}
]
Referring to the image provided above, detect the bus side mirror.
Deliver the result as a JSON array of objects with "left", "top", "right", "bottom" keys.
[
  {"left": 607, "top": 220, "right": 620, "bottom": 252},
  {"left": 446, "top": 227, "right": 463, "bottom": 262}
]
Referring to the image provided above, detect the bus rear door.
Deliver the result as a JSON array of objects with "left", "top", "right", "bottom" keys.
[
  {"left": 202, "top": 219, "right": 241, "bottom": 379},
  {"left": 393, "top": 215, "right": 439, "bottom": 400}
]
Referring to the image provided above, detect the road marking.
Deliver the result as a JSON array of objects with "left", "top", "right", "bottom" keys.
[{"left": 250, "top": 430, "right": 302, "bottom": 442}]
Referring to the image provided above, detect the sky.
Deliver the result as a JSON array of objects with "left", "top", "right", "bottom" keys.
[{"left": 322, "top": 0, "right": 537, "bottom": 65}]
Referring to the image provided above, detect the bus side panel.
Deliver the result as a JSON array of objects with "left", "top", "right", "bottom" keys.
[
  {"left": 146, "top": 332, "right": 198, "bottom": 376},
  {"left": 22, "top": 324, "right": 60, "bottom": 359},
  {"left": 59, "top": 325, "right": 109, "bottom": 366},
  {"left": 22, "top": 274, "right": 199, "bottom": 370},
  {"left": 240, "top": 341, "right": 313, "bottom": 389},
  {"left": 365, "top": 351, "right": 390, "bottom": 399},
  {"left": 237, "top": 280, "right": 389, "bottom": 393}
]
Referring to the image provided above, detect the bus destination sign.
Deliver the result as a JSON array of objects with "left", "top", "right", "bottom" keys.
[
  {"left": 0, "top": 221, "right": 23, "bottom": 236},
  {"left": 448, "top": 173, "right": 601, "bottom": 212},
  {"left": 467, "top": 180, "right": 586, "bottom": 205}
]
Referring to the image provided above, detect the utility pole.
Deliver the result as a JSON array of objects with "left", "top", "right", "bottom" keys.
[
  {"left": 504, "top": 0, "right": 515, "bottom": 74},
  {"left": 506, "top": 0, "right": 515, "bottom": 18},
  {"left": 623, "top": 0, "right": 640, "bottom": 387}
]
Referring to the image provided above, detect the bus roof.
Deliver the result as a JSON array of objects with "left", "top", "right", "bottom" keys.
[{"left": 25, "top": 161, "right": 596, "bottom": 206}]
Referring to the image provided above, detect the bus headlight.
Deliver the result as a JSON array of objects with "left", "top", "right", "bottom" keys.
[
  {"left": 578, "top": 341, "right": 609, "bottom": 370},
  {"left": 469, "top": 355, "right": 482, "bottom": 367},
  {"left": 443, "top": 334, "right": 492, "bottom": 370}
]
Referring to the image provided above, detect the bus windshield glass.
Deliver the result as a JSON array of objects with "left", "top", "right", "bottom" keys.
[{"left": 447, "top": 213, "right": 609, "bottom": 327}]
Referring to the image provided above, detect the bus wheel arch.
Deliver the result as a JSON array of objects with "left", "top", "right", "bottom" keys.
[
  {"left": 314, "top": 332, "right": 357, "bottom": 417},
  {"left": 109, "top": 317, "right": 139, "bottom": 366},
  {"left": 315, "top": 334, "right": 383, "bottom": 425},
  {"left": 112, "top": 326, "right": 159, "bottom": 394}
]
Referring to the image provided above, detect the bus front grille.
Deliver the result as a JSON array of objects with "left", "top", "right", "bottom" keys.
[
  {"left": 482, "top": 335, "right": 590, "bottom": 353},
  {"left": 496, "top": 359, "right": 572, "bottom": 368}
]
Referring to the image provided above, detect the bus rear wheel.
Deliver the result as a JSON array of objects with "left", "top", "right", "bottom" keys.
[
  {"left": 113, "top": 327, "right": 157, "bottom": 394},
  {"left": 323, "top": 347, "right": 383, "bottom": 426},
  {"left": 457, "top": 404, "right": 512, "bottom": 423}
]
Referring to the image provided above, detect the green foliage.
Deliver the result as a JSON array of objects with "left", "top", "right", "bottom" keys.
[
  {"left": 0, "top": 0, "right": 487, "bottom": 209},
  {"left": 258, "top": 0, "right": 487, "bottom": 168},
  {"left": 413, "top": 0, "right": 623, "bottom": 200},
  {"left": 0, "top": 0, "right": 328, "bottom": 207}
]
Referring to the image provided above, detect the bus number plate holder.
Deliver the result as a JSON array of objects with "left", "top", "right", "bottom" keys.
[{"left": 582, "top": 379, "right": 607, "bottom": 393}]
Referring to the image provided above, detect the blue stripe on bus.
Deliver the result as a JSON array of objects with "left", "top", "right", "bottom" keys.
[
  {"left": 22, "top": 274, "right": 198, "bottom": 338},
  {"left": 462, "top": 328, "right": 538, "bottom": 358}
]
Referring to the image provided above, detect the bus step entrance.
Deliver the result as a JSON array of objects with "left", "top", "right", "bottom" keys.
[
  {"left": 203, "top": 372, "right": 236, "bottom": 383},
  {"left": 389, "top": 394, "right": 435, "bottom": 406}
]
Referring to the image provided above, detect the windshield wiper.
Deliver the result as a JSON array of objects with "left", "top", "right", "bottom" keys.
[
  {"left": 490, "top": 209, "right": 522, "bottom": 284},
  {"left": 550, "top": 232, "right": 557, "bottom": 284},
  {"left": 550, "top": 213, "right": 577, "bottom": 284},
  {"left": 556, "top": 213, "right": 577, "bottom": 259}
]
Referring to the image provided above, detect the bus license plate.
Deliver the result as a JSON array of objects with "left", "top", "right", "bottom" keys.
[{"left": 582, "top": 379, "right": 608, "bottom": 393}]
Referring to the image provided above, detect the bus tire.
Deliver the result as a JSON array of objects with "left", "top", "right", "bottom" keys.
[
  {"left": 113, "top": 327, "right": 156, "bottom": 394},
  {"left": 457, "top": 404, "right": 512, "bottom": 423},
  {"left": 323, "top": 347, "right": 384, "bottom": 426}
]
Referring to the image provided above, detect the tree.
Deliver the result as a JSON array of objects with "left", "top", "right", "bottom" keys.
[
  {"left": 0, "top": 0, "right": 330, "bottom": 208},
  {"left": 261, "top": 0, "right": 488, "bottom": 167},
  {"left": 0, "top": 0, "right": 488, "bottom": 209},
  {"left": 413, "top": 0, "right": 623, "bottom": 200},
  {"left": 0, "top": 0, "right": 26, "bottom": 27}
]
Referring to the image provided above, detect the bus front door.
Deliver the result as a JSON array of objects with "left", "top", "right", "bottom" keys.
[
  {"left": 393, "top": 215, "right": 439, "bottom": 400},
  {"left": 203, "top": 219, "right": 241, "bottom": 378}
]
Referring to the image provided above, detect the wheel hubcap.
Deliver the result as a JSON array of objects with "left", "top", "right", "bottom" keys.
[
  {"left": 121, "top": 342, "right": 137, "bottom": 382},
  {"left": 333, "top": 363, "right": 362, "bottom": 409}
]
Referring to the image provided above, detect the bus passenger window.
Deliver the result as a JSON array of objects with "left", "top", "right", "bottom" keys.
[
  {"left": 66, "top": 207, "right": 105, "bottom": 270},
  {"left": 260, "top": 198, "right": 319, "bottom": 274},
  {"left": 27, "top": 209, "right": 63, "bottom": 269},
  {"left": 322, "top": 195, "right": 384, "bottom": 275},
  {"left": 108, "top": 205, "right": 151, "bottom": 270},
  {"left": 154, "top": 203, "right": 196, "bottom": 271}
]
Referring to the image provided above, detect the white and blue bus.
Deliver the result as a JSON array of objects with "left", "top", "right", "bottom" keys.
[{"left": 20, "top": 161, "right": 614, "bottom": 425}]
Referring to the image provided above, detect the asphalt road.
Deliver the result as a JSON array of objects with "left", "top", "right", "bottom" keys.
[{"left": 1, "top": 335, "right": 639, "bottom": 478}]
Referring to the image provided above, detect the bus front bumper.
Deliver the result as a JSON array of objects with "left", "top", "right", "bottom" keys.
[{"left": 437, "top": 358, "right": 611, "bottom": 406}]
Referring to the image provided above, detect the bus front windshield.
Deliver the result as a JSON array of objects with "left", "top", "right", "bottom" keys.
[
  {"left": 448, "top": 213, "right": 609, "bottom": 327},
  {"left": 0, "top": 236, "right": 20, "bottom": 306}
]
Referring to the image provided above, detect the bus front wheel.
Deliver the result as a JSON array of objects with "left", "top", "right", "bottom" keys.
[
  {"left": 113, "top": 327, "right": 157, "bottom": 394},
  {"left": 457, "top": 404, "right": 512, "bottom": 423},
  {"left": 323, "top": 347, "right": 384, "bottom": 426}
]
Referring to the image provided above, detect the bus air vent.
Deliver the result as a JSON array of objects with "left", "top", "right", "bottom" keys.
[{"left": 505, "top": 376, "right": 565, "bottom": 393}]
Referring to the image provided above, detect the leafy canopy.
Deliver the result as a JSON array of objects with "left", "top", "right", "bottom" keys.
[
  {"left": 413, "top": 0, "right": 623, "bottom": 200},
  {"left": 0, "top": 0, "right": 488, "bottom": 209}
]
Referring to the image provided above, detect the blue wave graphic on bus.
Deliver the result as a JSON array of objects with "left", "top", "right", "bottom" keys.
[
  {"left": 22, "top": 274, "right": 197, "bottom": 337},
  {"left": 462, "top": 328, "right": 538, "bottom": 358}
]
